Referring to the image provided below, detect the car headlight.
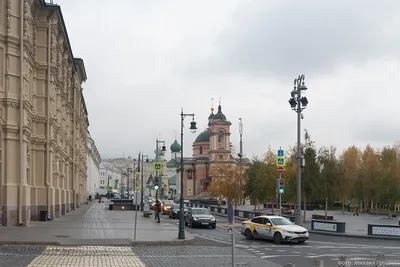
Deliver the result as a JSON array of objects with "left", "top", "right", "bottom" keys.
[
  {"left": 173, "top": 210, "right": 178, "bottom": 213},
  {"left": 285, "top": 230, "right": 295, "bottom": 234},
  {"left": 193, "top": 218, "right": 198, "bottom": 220},
  {"left": 211, "top": 218, "right": 216, "bottom": 221}
]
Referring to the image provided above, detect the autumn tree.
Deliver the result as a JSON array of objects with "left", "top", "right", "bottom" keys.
[
  {"left": 354, "top": 145, "right": 380, "bottom": 211},
  {"left": 378, "top": 146, "right": 400, "bottom": 216},
  {"left": 318, "top": 146, "right": 340, "bottom": 205},
  {"left": 336, "top": 146, "right": 360, "bottom": 212},
  {"left": 244, "top": 158, "right": 265, "bottom": 210},
  {"left": 282, "top": 146, "right": 297, "bottom": 210},
  {"left": 208, "top": 161, "right": 241, "bottom": 205},
  {"left": 301, "top": 130, "right": 321, "bottom": 205}
]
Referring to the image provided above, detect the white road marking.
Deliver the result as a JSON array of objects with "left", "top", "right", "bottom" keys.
[
  {"left": 277, "top": 250, "right": 286, "bottom": 252},
  {"left": 292, "top": 252, "right": 301, "bottom": 254},
  {"left": 192, "top": 234, "right": 231, "bottom": 245}
]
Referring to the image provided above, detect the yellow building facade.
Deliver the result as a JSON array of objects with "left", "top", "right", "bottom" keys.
[{"left": 0, "top": 0, "right": 89, "bottom": 226}]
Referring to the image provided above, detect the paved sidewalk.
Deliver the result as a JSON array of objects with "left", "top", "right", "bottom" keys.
[{"left": 0, "top": 202, "right": 194, "bottom": 245}]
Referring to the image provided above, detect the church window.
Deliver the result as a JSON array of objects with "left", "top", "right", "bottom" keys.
[
  {"left": 199, "top": 146, "right": 203, "bottom": 154},
  {"left": 218, "top": 130, "right": 224, "bottom": 143}
]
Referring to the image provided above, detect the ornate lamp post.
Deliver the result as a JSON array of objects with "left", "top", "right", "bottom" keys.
[
  {"left": 178, "top": 108, "right": 197, "bottom": 240},
  {"left": 288, "top": 74, "right": 309, "bottom": 226},
  {"left": 155, "top": 140, "right": 166, "bottom": 202}
]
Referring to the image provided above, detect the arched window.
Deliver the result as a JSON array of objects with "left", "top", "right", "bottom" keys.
[
  {"left": 199, "top": 146, "right": 203, "bottom": 154},
  {"left": 218, "top": 129, "right": 224, "bottom": 149},
  {"left": 218, "top": 130, "right": 224, "bottom": 143}
]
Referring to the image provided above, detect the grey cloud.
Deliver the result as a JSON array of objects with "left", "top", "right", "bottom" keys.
[{"left": 198, "top": 0, "right": 400, "bottom": 78}]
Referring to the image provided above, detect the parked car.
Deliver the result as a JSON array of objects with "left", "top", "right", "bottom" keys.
[
  {"left": 241, "top": 215, "right": 309, "bottom": 244},
  {"left": 169, "top": 204, "right": 188, "bottom": 219},
  {"left": 184, "top": 208, "right": 216, "bottom": 228}
]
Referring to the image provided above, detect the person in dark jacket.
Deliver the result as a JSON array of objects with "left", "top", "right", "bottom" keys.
[{"left": 155, "top": 201, "right": 161, "bottom": 223}]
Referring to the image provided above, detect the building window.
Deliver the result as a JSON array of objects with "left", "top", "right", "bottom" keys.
[
  {"left": 199, "top": 146, "right": 203, "bottom": 154},
  {"left": 218, "top": 130, "right": 224, "bottom": 143},
  {"left": 218, "top": 155, "right": 223, "bottom": 160},
  {"left": 218, "top": 130, "right": 224, "bottom": 149}
]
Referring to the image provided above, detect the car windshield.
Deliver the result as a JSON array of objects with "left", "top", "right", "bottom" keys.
[
  {"left": 192, "top": 209, "right": 210, "bottom": 215},
  {"left": 172, "top": 205, "right": 180, "bottom": 209},
  {"left": 270, "top": 218, "right": 294, "bottom": 226}
]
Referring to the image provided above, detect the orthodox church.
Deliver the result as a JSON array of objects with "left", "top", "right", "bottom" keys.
[{"left": 176, "top": 102, "right": 251, "bottom": 200}]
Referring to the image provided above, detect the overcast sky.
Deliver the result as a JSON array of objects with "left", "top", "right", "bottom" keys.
[{"left": 56, "top": 0, "right": 400, "bottom": 160}]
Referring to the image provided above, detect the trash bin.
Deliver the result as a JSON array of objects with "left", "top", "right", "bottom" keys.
[
  {"left": 40, "top": 210, "right": 48, "bottom": 221},
  {"left": 109, "top": 204, "right": 113, "bottom": 210},
  {"left": 347, "top": 205, "right": 350, "bottom": 212}
]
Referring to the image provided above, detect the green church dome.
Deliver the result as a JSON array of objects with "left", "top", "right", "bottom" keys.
[{"left": 170, "top": 139, "right": 181, "bottom": 152}]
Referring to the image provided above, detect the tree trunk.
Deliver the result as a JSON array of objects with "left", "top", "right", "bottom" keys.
[{"left": 388, "top": 202, "right": 391, "bottom": 218}]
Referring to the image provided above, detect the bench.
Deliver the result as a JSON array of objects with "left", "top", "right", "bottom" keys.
[
  {"left": 311, "top": 219, "right": 346, "bottom": 233},
  {"left": 312, "top": 214, "right": 334, "bottom": 220},
  {"left": 368, "top": 224, "right": 400, "bottom": 237}
]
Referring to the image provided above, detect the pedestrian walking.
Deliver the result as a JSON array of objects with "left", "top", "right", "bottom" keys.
[
  {"left": 353, "top": 205, "right": 359, "bottom": 216},
  {"left": 155, "top": 201, "right": 161, "bottom": 223}
]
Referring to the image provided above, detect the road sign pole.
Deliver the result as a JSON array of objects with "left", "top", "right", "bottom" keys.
[
  {"left": 227, "top": 203, "right": 235, "bottom": 267},
  {"left": 279, "top": 174, "right": 282, "bottom": 216}
]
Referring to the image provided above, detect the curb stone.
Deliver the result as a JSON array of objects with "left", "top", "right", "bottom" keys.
[
  {"left": 0, "top": 241, "right": 61, "bottom": 246},
  {"left": 212, "top": 212, "right": 400, "bottom": 241},
  {"left": 0, "top": 232, "right": 196, "bottom": 247},
  {"left": 309, "top": 230, "right": 400, "bottom": 240}
]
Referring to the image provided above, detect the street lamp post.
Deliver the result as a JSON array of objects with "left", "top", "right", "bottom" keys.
[
  {"left": 179, "top": 108, "right": 197, "bottom": 240},
  {"left": 107, "top": 175, "right": 112, "bottom": 199},
  {"left": 155, "top": 139, "right": 166, "bottom": 203},
  {"left": 237, "top": 118, "right": 243, "bottom": 206},
  {"left": 141, "top": 154, "right": 149, "bottom": 211},
  {"left": 288, "top": 74, "right": 309, "bottom": 226}
]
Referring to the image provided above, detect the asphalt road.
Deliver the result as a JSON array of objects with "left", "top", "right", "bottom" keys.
[{"left": 163, "top": 213, "right": 400, "bottom": 267}]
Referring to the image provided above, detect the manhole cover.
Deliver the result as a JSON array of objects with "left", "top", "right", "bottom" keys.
[{"left": 55, "top": 235, "right": 70, "bottom": 238}]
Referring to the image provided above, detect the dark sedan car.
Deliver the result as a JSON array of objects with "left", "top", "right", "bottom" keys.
[
  {"left": 169, "top": 204, "right": 188, "bottom": 219},
  {"left": 184, "top": 208, "right": 216, "bottom": 228}
]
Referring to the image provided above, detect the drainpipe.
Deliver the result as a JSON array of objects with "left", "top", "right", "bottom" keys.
[
  {"left": 18, "top": 0, "right": 24, "bottom": 225},
  {"left": 45, "top": 17, "right": 52, "bottom": 218},
  {"left": 72, "top": 75, "right": 76, "bottom": 209}
]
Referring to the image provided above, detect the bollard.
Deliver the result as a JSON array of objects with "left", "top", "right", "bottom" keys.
[
  {"left": 338, "top": 256, "right": 348, "bottom": 267},
  {"left": 313, "top": 258, "right": 324, "bottom": 267},
  {"left": 284, "top": 263, "right": 295, "bottom": 267},
  {"left": 375, "top": 254, "right": 385, "bottom": 267}
]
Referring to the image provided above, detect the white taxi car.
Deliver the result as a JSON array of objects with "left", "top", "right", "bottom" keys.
[{"left": 241, "top": 215, "right": 309, "bottom": 244}]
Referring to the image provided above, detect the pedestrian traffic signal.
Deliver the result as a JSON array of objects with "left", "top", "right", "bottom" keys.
[
  {"left": 155, "top": 176, "right": 159, "bottom": 184},
  {"left": 279, "top": 179, "right": 284, "bottom": 193},
  {"left": 154, "top": 185, "right": 159, "bottom": 190}
]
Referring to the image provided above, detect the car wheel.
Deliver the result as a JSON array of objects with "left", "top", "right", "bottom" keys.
[
  {"left": 274, "top": 232, "right": 283, "bottom": 244},
  {"left": 298, "top": 240, "right": 305, "bottom": 244},
  {"left": 245, "top": 229, "right": 253, "bottom": 240},
  {"left": 211, "top": 225, "right": 216, "bottom": 229},
  {"left": 189, "top": 220, "right": 193, "bottom": 228},
  {"left": 185, "top": 220, "right": 188, "bottom": 226}
]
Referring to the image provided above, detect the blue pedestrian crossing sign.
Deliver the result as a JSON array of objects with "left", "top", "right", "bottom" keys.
[
  {"left": 276, "top": 156, "right": 285, "bottom": 167},
  {"left": 154, "top": 162, "right": 163, "bottom": 172},
  {"left": 277, "top": 149, "right": 284, "bottom": 157}
]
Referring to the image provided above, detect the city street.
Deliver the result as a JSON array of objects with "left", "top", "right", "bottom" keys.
[{"left": 165, "top": 213, "right": 400, "bottom": 267}]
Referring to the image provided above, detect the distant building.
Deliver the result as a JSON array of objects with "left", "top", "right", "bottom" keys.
[
  {"left": 86, "top": 133, "right": 101, "bottom": 199},
  {"left": 166, "top": 140, "right": 181, "bottom": 200},
  {"left": 176, "top": 102, "right": 251, "bottom": 199},
  {"left": 99, "top": 162, "right": 122, "bottom": 195},
  {"left": 104, "top": 156, "right": 153, "bottom": 193}
]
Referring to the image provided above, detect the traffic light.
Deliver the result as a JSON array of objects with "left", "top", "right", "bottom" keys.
[
  {"left": 154, "top": 185, "right": 159, "bottom": 190},
  {"left": 155, "top": 176, "right": 159, "bottom": 185},
  {"left": 279, "top": 179, "right": 284, "bottom": 193}
]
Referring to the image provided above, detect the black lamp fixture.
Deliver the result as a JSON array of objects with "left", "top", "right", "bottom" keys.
[{"left": 190, "top": 118, "right": 197, "bottom": 133}]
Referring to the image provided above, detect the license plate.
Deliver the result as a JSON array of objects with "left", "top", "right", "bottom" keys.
[{"left": 202, "top": 223, "right": 209, "bottom": 225}]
